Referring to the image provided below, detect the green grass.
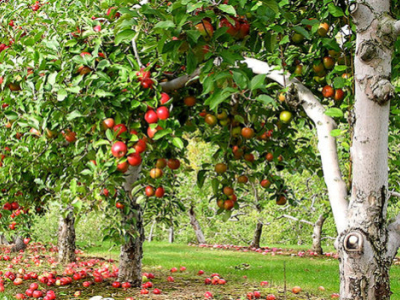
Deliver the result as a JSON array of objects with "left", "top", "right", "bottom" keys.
[{"left": 82, "top": 241, "right": 400, "bottom": 299}]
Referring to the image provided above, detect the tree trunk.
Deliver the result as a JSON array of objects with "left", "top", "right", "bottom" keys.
[
  {"left": 168, "top": 225, "right": 174, "bottom": 243},
  {"left": 118, "top": 165, "right": 144, "bottom": 287},
  {"left": 57, "top": 209, "right": 76, "bottom": 264},
  {"left": 250, "top": 222, "right": 263, "bottom": 248},
  {"left": 311, "top": 214, "right": 326, "bottom": 255},
  {"left": 336, "top": 1, "right": 395, "bottom": 298},
  {"left": 189, "top": 206, "right": 206, "bottom": 244},
  {"left": 147, "top": 221, "right": 156, "bottom": 242},
  {"left": 0, "top": 234, "right": 9, "bottom": 245}
]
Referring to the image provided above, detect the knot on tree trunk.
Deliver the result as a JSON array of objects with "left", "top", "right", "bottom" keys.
[
  {"left": 359, "top": 76, "right": 393, "bottom": 105},
  {"left": 285, "top": 83, "right": 302, "bottom": 108}
]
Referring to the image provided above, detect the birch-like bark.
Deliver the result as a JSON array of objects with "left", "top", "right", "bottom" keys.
[
  {"left": 189, "top": 206, "right": 206, "bottom": 244},
  {"left": 57, "top": 208, "right": 76, "bottom": 264},
  {"left": 147, "top": 220, "right": 156, "bottom": 242},
  {"left": 118, "top": 165, "right": 145, "bottom": 286},
  {"left": 168, "top": 225, "right": 174, "bottom": 243}
]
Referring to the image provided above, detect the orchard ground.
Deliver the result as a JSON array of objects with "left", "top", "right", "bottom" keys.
[{"left": 3, "top": 242, "right": 400, "bottom": 300}]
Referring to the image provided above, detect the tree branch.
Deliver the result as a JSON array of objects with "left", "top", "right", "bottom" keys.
[
  {"left": 160, "top": 68, "right": 201, "bottom": 93},
  {"left": 132, "top": 36, "right": 144, "bottom": 68},
  {"left": 242, "top": 57, "right": 348, "bottom": 233},
  {"left": 281, "top": 214, "right": 314, "bottom": 226},
  {"left": 387, "top": 214, "right": 400, "bottom": 259}
]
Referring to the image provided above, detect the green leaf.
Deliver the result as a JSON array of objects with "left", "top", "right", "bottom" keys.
[
  {"left": 197, "top": 170, "right": 208, "bottom": 189},
  {"left": 172, "top": 137, "right": 184, "bottom": 149},
  {"left": 67, "top": 110, "right": 83, "bottom": 121},
  {"left": 219, "top": 4, "right": 237, "bottom": 15},
  {"left": 4, "top": 111, "right": 18, "bottom": 121},
  {"left": 57, "top": 89, "right": 68, "bottom": 101},
  {"left": 256, "top": 95, "right": 276, "bottom": 107},
  {"left": 261, "top": 0, "right": 279, "bottom": 13},
  {"left": 333, "top": 77, "right": 345, "bottom": 89},
  {"left": 115, "top": 30, "right": 136, "bottom": 45},
  {"left": 232, "top": 69, "right": 249, "bottom": 90},
  {"left": 94, "top": 139, "right": 110, "bottom": 148},
  {"left": 97, "top": 60, "right": 110, "bottom": 70},
  {"left": 106, "top": 129, "right": 114, "bottom": 142},
  {"left": 153, "top": 129, "right": 172, "bottom": 140},
  {"left": 292, "top": 26, "right": 310, "bottom": 40},
  {"left": 325, "top": 108, "right": 343, "bottom": 118},
  {"left": 154, "top": 21, "right": 175, "bottom": 29},
  {"left": 250, "top": 74, "right": 266, "bottom": 91},
  {"left": 211, "top": 178, "right": 219, "bottom": 195},
  {"left": 95, "top": 89, "right": 115, "bottom": 98},
  {"left": 222, "top": 210, "right": 233, "bottom": 222},
  {"left": 328, "top": 3, "right": 344, "bottom": 17},
  {"left": 330, "top": 129, "right": 346, "bottom": 137},
  {"left": 81, "top": 169, "right": 92, "bottom": 176}
]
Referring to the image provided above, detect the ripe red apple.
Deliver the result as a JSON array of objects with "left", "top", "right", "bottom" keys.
[
  {"left": 93, "top": 25, "right": 101, "bottom": 32},
  {"left": 156, "top": 106, "right": 169, "bottom": 120},
  {"left": 145, "top": 110, "right": 159, "bottom": 124},
  {"left": 15, "top": 294, "right": 25, "bottom": 300},
  {"left": 292, "top": 286, "right": 301, "bottom": 294},
  {"left": 29, "top": 283, "right": 38, "bottom": 290},
  {"left": 121, "top": 282, "right": 131, "bottom": 289},
  {"left": 160, "top": 93, "right": 170, "bottom": 104},
  {"left": 150, "top": 168, "right": 163, "bottom": 179},
  {"left": 253, "top": 291, "right": 261, "bottom": 298},
  {"left": 102, "top": 118, "right": 115, "bottom": 130},
  {"left": 180, "top": 266, "right": 186, "bottom": 272},
  {"left": 195, "top": 20, "right": 214, "bottom": 40},
  {"left": 140, "top": 289, "right": 149, "bottom": 294},
  {"left": 155, "top": 187, "right": 165, "bottom": 198},
  {"left": 116, "top": 202, "right": 124, "bottom": 209},
  {"left": 64, "top": 130, "right": 76, "bottom": 143},
  {"left": 134, "top": 139, "right": 147, "bottom": 153},
  {"left": 322, "top": 85, "right": 334, "bottom": 98},
  {"left": 167, "top": 276, "right": 174, "bottom": 282},
  {"left": 153, "top": 288, "right": 161, "bottom": 294},
  {"left": 204, "top": 291, "right": 213, "bottom": 299},
  {"left": 170, "top": 267, "right": 178, "bottom": 273},
  {"left": 219, "top": 18, "right": 240, "bottom": 37},
  {"left": 112, "top": 281, "right": 121, "bottom": 288},
  {"left": 167, "top": 158, "right": 180, "bottom": 170},
  {"left": 127, "top": 152, "right": 142, "bottom": 166},
  {"left": 156, "top": 158, "right": 167, "bottom": 169},
  {"left": 32, "top": 290, "right": 43, "bottom": 299},
  {"left": 111, "top": 141, "right": 127, "bottom": 158},
  {"left": 113, "top": 124, "right": 127, "bottom": 137},
  {"left": 261, "top": 179, "right": 271, "bottom": 189},
  {"left": 260, "top": 281, "right": 269, "bottom": 286},
  {"left": 145, "top": 186, "right": 155, "bottom": 197},
  {"left": 198, "top": 270, "right": 204, "bottom": 275},
  {"left": 266, "top": 295, "right": 276, "bottom": 300}
]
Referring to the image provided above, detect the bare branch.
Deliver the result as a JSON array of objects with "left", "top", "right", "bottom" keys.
[
  {"left": 132, "top": 36, "right": 144, "bottom": 68},
  {"left": 160, "top": 68, "right": 201, "bottom": 93},
  {"left": 387, "top": 214, "right": 400, "bottom": 259},
  {"left": 243, "top": 57, "right": 349, "bottom": 233},
  {"left": 281, "top": 214, "right": 314, "bottom": 226}
]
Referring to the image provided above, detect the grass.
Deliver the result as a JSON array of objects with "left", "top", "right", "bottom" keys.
[{"left": 83, "top": 241, "right": 400, "bottom": 299}]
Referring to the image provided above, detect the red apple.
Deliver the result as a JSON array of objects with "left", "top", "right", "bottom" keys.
[
  {"left": 127, "top": 152, "right": 142, "bottom": 166},
  {"left": 111, "top": 141, "right": 127, "bottom": 158},
  {"left": 156, "top": 106, "right": 170, "bottom": 120},
  {"left": 145, "top": 110, "right": 159, "bottom": 124}
]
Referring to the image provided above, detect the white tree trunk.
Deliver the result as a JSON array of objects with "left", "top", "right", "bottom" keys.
[
  {"left": 312, "top": 214, "right": 326, "bottom": 255},
  {"left": 148, "top": 220, "right": 156, "bottom": 242},
  {"left": 189, "top": 206, "right": 206, "bottom": 244},
  {"left": 168, "top": 225, "right": 174, "bottom": 243},
  {"left": 57, "top": 208, "right": 76, "bottom": 264},
  {"left": 118, "top": 166, "right": 145, "bottom": 286}
]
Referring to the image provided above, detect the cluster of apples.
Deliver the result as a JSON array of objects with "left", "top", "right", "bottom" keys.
[
  {"left": 195, "top": 15, "right": 250, "bottom": 41},
  {"left": 146, "top": 158, "right": 181, "bottom": 198},
  {"left": 204, "top": 273, "right": 227, "bottom": 285}
]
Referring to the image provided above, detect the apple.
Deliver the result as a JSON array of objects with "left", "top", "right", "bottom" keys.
[
  {"left": 106, "top": 7, "right": 121, "bottom": 19},
  {"left": 292, "top": 286, "right": 301, "bottom": 294},
  {"left": 153, "top": 288, "right": 162, "bottom": 294},
  {"left": 13, "top": 278, "right": 23, "bottom": 285},
  {"left": 323, "top": 56, "right": 335, "bottom": 69},
  {"left": 318, "top": 23, "right": 330, "bottom": 37},
  {"left": 261, "top": 179, "right": 271, "bottom": 189},
  {"left": 224, "top": 200, "right": 234, "bottom": 211},
  {"left": 184, "top": 96, "right": 196, "bottom": 107},
  {"left": 117, "top": 161, "right": 129, "bottom": 173},
  {"left": 30, "top": 283, "right": 38, "bottom": 290},
  {"left": 238, "top": 21, "right": 250, "bottom": 39},
  {"left": 155, "top": 187, "right": 165, "bottom": 198},
  {"left": 160, "top": 93, "right": 170, "bottom": 104},
  {"left": 241, "top": 127, "right": 254, "bottom": 139},
  {"left": 32, "top": 290, "right": 43, "bottom": 298},
  {"left": 127, "top": 152, "right": 142, "bottom": 166},
  {"left": 113, "top": 124, "right": 127, "bottom": 137},
  {"left": 319, "top": 286, "right": 325, "bottom": 291},
  {"left": 111, "top": 141, "right": 127, "bottom": 158},
  {"left": 231, "top": 126, "right": 241, "bottom": 137},
  {"left": 147, "top": 125, "right": 162, "bottom": 139},
  {"left": 260, "top": 281, "right": 269, "bottom": 286},
  {"left": 223, "top": 186, "right": 234, "bottom": 196},
  {"left": 322, "top": 85, "right": 334, "bottom": 98},
  {"left": 219, "top": 18, "right": 240, "bottom": 36},
  {"left": 253, "top": 291, "right": 261, "bottom": 298},
  {"left": 156, "top": 106, "right": 169, "bottom": 120},
  {"left": 205, "top": 278, "right": 212, "bottom": 285},
  {"left": 145, "top": 186, "right": 155, "bottom": 197},
  {"left": 140, "top": 289, "right": 149, "bottom": 294},
  {"left": 112, "top": 281, "right": 121, "bottom": 288},
  {"left": 145, "top": 110, "right": 159, "bottom": 124},
  {"left": 121, "top": 282, "right": 131, "bottom": 289},
  {"left": 195, "top": 20, "right": 214, "bottom": 39},
  {"left": 266, "top": 295, "right": 276, "bottom": 300},
  {"left": 291, "top": 33, "right": 304, "bottom": 43},
  {"left": 134, "top": 139, "right": 147, "bottom": 153},
  {"left": 15, "top": 294, "right": 25, "bottom": 299},
  {"left": 334, "top": 89, "right": 345, "bottom": 101},
  {"left": 74, "top": 292, "right": 81, "bottom": 297},
  {"left": 156, "top": 158, "right": 167, "bottom": 169},
  {"left": 204, "top": 291, "right": 213, "bottom": 299},
  {"left": 167, "top": 276, "right": 174, "bottom": 282},
  {"left": 215, "top": 163, "right": 227, "bottom": 174},
  {"left": 205, "top": 114, "right": 218, "bottom": 127},
  {"left": 277, "top": 195, "right": 287, "bottom": 205},
  {"left": 64, "top": 130, "right": 76, "bottom": 143},
  {"left": 116, "top": 202, "right": 124, "bottom": 209},
  {"left": 238, "top": 175, "right": 248, "bottom": 183},
  {"left": 244, "top": 153, "right": 255, "bottom": 163},
  {"left": 280, "top": 111, "right": 292, "bottom": 123},
  {"left": 170, "top": 267, "right": 178, "bottom": 273},
  {"left": 294, "top": 64, "right": 303, "bottom": 76},
  {"left": 167, "top": 158, "right": 180, "bottom": 170},
  {"left": 180, "top": 266, "right": 186, "bottom": 272},
  {"left": 198, "top": 270, "right": 204, "bottom": 275},
  {"left": 266, "top": 153, "right": 273, "bottom": 162},
  {"left": 94, "top": 25, "right": 101, "bottom": 32},
  {"left": 150, "top": 168, "right": 163, "bottom": 179},
  {"left": 102, "top": 118, "right": 115, "bottom": 130}
]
